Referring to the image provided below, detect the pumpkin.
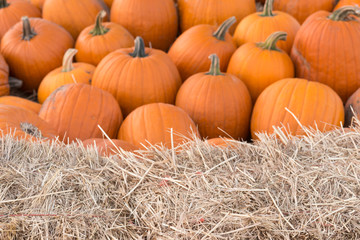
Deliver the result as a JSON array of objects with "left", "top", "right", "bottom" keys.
[
  {"left": 92, "top": 37, "right": 181, "bottom": 116},
  {"left": 177, "top": 0, "right": 256, "bottom": 34},
  {"left": 118, "top": 103, "right": 200, "bottom": 149},
  {"left": 0, "top": 53, "right": 9, "bottom": 96},
  {"left": 0, "top": 0, "right": 41, "bottom": 41},
  {"left": 168, "top": 17, "right": 237, "bottom": 81},
  {"left": 345, "top": 88, "right": 360, "bottom": 127},
  {"left": 37, "top": 49, "right": 95, "bottom": 104},
  {"left": 334, "top": 0, "right": 360, "bottom": 10},
  {"left": 291, "top": 6, "right": 360, "bottom": 102},
  {"left": 251, "top": 78, "right": 344, "bottom": 140},
  {"left": 273, "top": 0, "right": 336, "bottom": 24},
  {"left": 233, "top": 0, "right": 300, "bottom": 54},
  {"left": 206, "top": 137, "right": 237, "bottom": 148},
  {"left": 75, "top": 10, "right": 134, "bottom": 66},
  {"left": 83, "top": 138, "right": 138, "bottom": 156},
  {"left": 111, "top": 0, "right": 178, "bottom": 51},
  {"left": 30, "top": 0, "right": 46, "bottom": 10},
  {"left": 42, "top": 0, "right": 108, "bottom": 40},
  {"left": 39, "top": 83, "right": 123, "bottom": 143},
  {"left": 1, "top": 17, "right": 74, "bottom": 91},
  {"left": 0, "top": 104, "right": 58, "bottom": 141},
  {"left": 0, "top": 96, "right": 41, "bottom": 113},
  {"left": 227, "top": 31, "right": 294, "bottom": 102},
  {"left": 175, "top": 54, "right": 252, "bottom": 140}
]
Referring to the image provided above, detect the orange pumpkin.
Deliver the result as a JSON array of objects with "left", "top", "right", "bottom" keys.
[
  {"left": 177, "top": 0, "right": 256, "bottom": 34},
  {"left": 0, "top": 53, "right": 9, "bottom": 96},
  {"left": 206, "top": 137, "right": 238, "bottom": 148},
  {"left": 83, "top": 138, "right": 138, "bottom": 156},
  {"left": 291, "top": 6, "right": 360, "bottom": 102},
  {"left": 233, "top": 0, "right": 300, "bottom": 54},
  {"left": 0, "top": 104, "right": 58, "bottom": 141},
  {"left": 75, "top": 10, "right": 134, "bottom": 66},
  {"left": 0, "top": 0, "right": 41, "bottom": 41},
  {"left": 0, "top": 96, "right": 41, "bottom": 113},
  {"left": 92, "top": 37, "right": 181, "bottom": 116},
  {"left": 1, "top": 17, "right": 74, "bottom": 91},
  {"left": 334, "top": 0, "right": 360, "bottom": 9},
  {"left": 37, "top": 48, "right": 95, "bottom": 104},
  {"left": 168, "top": 17, "right": 237, "bottom": 81},
  {"left": 227, "top": 31, "right": 294, "bottom": 102},
  {"left": 176, "top": 54, "right": 252, "bottom": 140},
  {"left": 251, "top": 78, "right": 344, "bottom": 140},
  {"left": 39, "top": 83, "right": 123, "bottom": 143},
  {"left": 111, "top": 0, "right": 178, "bottom": 51},
  {"left": 273, "top": 0, "right": 336, "bottom": 24},
  {"left": 42, "top": 0, "right": 108, "bottom": 40},
  {"left": 345, "top": 88, "right": 360, "bottom": 127},
  {"left": 118, "top": 103, "right": 200, "bottom": 149}
]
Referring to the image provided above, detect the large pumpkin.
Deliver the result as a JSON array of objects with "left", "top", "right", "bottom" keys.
[
  {"left": 291, "top": 6, "right": 360, "bottom": 102},
  {"left": 39, "top": 83, "right": 123, "bottom": 143},
  {"left": 0, "top": 104, "right": 58, "bottom": 141},
  {"left": 37, "top": 48, "right": 95, "bottom": 104},
  {"left": 118, "top": 103, "right": 200, "bottom": 149},
  {"left": 175, "top": 54, "right": 252, "bottom": 140},
  {"left": 345, "top": 88, "right": 360, "bottom": 127},
  {"left": 1, "top": 17, "right": 74, "bottom": 91},
  {"left": 0, "top": 96, "right": 41, "bottom": 114},
  {"left": 227, "top": 31, "right": 294, "bottom": 102},
  {"left": 273, "top": 0, "right": 336, "bottom": 24},
  {"left": 42, "top": 0, "right": 108, "bottom": 40},
  {"left": 168, "top": 17, "right": 237, "bottom": 81},
  {"left": 111, "top": 0, "right": 178, "bottom": 51},
  {"left": 75, "top": 10, "right": 134, "bottom": 66},
  {"left": 83, "top": 138, "right": 138, "bottom": 156},
  {"left": 251, "top": 78, "right": 344, "bottom": 140},
  {"left": 92, "top": 37, "right": 181, "bottom": 116},
  {"left": 0, "top": 0, "right": 41, "bottom": 41},
  {"left": 0, "top": 53, "right": 9, "bottom": 96},
  {"left": 177, "top": 0, "right": 256, "bottom": 34},
  {"left": 233, "top": 0, "right": 300, "bottom": 54},
  {"left": 334, "top": 0, "right": 360, "bottom": 9}
]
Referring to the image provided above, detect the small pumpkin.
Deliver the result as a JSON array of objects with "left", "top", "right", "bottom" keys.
[
  {"left": 206, "top": 137, "right": 237, "bottom": 148},
  {"left": 233, "top": 0, "right": 300, "bottom": 54},
  {"left": 345, "top": 88, "right": 360, "bottom": 127},
  {"left": 0, "top": 96, "right": 41, "bottom": 113},
  {"left": 175, "top": 54, "right": 252, "bottom": 140},
  {"left": 291, "top": 6, "right": 360, "bottom": 102},
  {"left": 92, "top": 36, "right": 181, "bottom": 116},
  {"left": 83, "top": 138, "right": 138, "bottom": 156},
  {"left": 0, "top": 53, "right": 9, "bottom": 96},
  {"left": 39, "top": 83, "right": 123, "bottom": 143},
  {"left": 168, "top": 17, "right": 237, "bottom": 81},
  {"left": 251, "top": 78, "right": 344, "bottom": 140},
  {"left": 42, "top": 0, "right": 108, "bottom": 40},
  {"left": 0, "top": 104, "right": 58, "bottom": 141},
  {"left": 177, "top": 0, "right": 256, "bottom": 34},
  {"left": 118, "top": 103, "right": 200, "bottom": 149},
  {"left": 334, "top": 0, "right": 360, "bottom": 9},
  {"left": 37, "top": 48, "right": 95, "bottom": 104},
  {"left": 1, "top": 17, "right": 74, "bottom": 91},
  {"left": 111, "top": 0, "right": 178, "bottom": 51},
  {"left": 75, "top": 10, "right": 134, "bottom": 66},
  {"left": 227, "top": 31, "right": 294, "bottom": 102}
]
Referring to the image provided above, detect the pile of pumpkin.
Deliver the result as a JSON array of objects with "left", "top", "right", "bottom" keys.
[{"left": 0, "top": 0, "right": 359, "bottom": 155}]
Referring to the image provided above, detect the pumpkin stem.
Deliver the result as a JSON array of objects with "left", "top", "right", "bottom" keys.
[
  {"left": 213, "top": 16, "right": 237, "bottom": 41},
  {"left": 22, "top": 16, "right": 37, "bottom": 41},
  {"left": 129, "top": 36, "right": 148, "bottom": 58},
  {"left": 90, "top": 10, "right": 109, "bottom": 36},
  {"left": 0, "top": 0, "right": 9, "bottom": 8},
  {"left": 62, "top": 49, "right": 78, "bottom": 72},
  {"left": 328, "top": 6, "right": 360, "bottom": 21},
  {"left": 260, "top": 0, "right": 275, "bottom": 17},
  {"left": 206, "top": 54, "right": 224, "bottom": 76},
  {"left": 256, "top": 31, "right": 287, "bottom": 51},
  {"left": 20, "top": 122, "right": 43, "bottom": 138}
]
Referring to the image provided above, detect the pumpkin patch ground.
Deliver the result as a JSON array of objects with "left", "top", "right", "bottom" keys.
[{"left": 0, "top": 0, "right": 360, "bottom": 239}]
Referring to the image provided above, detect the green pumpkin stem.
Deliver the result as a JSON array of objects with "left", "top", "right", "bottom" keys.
[
  {"left": 90, "top": 10, "right": 109, "bottom": 36},
  {"left": 22, "top": 16, "right": 37, "bottom": 41},
  {"left": 62, "top": 49, "right": 78, "bottom": 72},
  {"left": 206, "top": 54, "right": 224, "bottom": 76},
  {"left": 213, "top": 16, "right": 236, "bottom": 41},
  {"left": 129, "top": 36, "right": 148, "bottom": 58},
  {"left": 256, "top": 31, "right": 287, "bottom": 51},
  {"left": 260, "top": 0, "right": 275, "bottom": 17},
  {"left": 0, "top": 0, "right": 9, "bottom": 8},
  {"left": 328, "top": 6, "right": 360, "bottom": 21}
]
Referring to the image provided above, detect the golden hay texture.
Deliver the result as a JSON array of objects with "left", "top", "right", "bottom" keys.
[{"left": 0, "top": 126, "right": 360, "bottom": 239}]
